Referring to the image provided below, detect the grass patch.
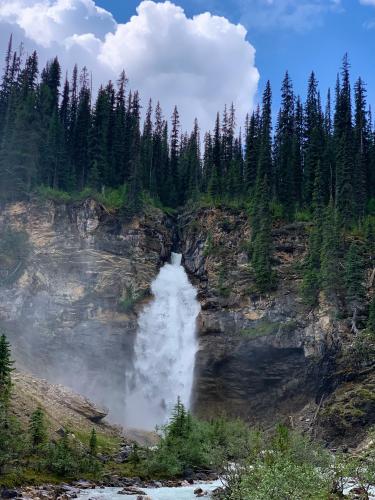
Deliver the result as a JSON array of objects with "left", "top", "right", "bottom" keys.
[
  {"left": 73, "top": 430, "right": 121, "bottom": 455},
  {"left": 240, "top": 320, "right": 281, "bottom": 339}
]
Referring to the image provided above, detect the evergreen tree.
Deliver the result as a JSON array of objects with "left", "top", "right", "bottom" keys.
[
  {"left": 367, "top": 296, "right": 375, "bottom": 336},
  {"left": 251, "top": 175, "right": 275, "bottom": 293},
  {"left": 141, "top": 99, "right": 154, "bottom": 192},
  {"left": 89, "top": 428, "right": 97, "bottom": 455},
  {"left": 320, "top": 203, "right": 341, "bottom": 302},
  {"left": 344, "top": 242, "right": 365, "bottom": 330},
  {"left": 244, "top": 107, "right": 261, "bottom": 194},
  {"left": 335, "top": 55, "right": 355, "bottom": 226},
  {"left": 29, "top": 406, "right": 47, "bottom": 450},
  {"left": 274, "top": 72, "right": 295, "bottom": 217},
  {"left": 126, "top": 92, "right": 143, "bottom": 214},
  {"left": 0, "top": 333, "right": 14, "bottom": 407},
  {"left": 257, "top": 81, "right": 273, "bottom": 186},
  {"left": 301, "top": 163, "right": 325, "bottom": 306}
]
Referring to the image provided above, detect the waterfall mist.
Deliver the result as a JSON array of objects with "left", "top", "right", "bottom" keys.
[{"left": 124, "top": 253, "right": 200, "bottom": 430}]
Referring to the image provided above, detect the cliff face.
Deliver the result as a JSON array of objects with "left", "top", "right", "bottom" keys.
[
  {"left": 0, "top": 199, "right": 372, "bottom": 443},
  {"left": 0, "top": 199, "right": 173, "bottom": 422},
  {"left": 179, "top": 207, "right": 340, "bottom": 426}
]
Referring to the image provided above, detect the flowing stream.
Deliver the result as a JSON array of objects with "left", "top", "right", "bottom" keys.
[
  {"left": 124, "top": 252, "right": 200, "bottom": 429},
  {"left": 76, "top": 481, "right": 222, "bottom": 500}
]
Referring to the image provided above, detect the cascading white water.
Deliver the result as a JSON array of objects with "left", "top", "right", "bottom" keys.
[{"left": 124, "top": 253, "right": 200, "bottom": 430}]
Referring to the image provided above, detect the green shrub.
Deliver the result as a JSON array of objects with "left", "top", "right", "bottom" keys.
[
  {"left": 143, "top": 399, "right": 252, "bottom": 478},
  {"left": 118, "top": 285, "right": 145, "bottom": 313},
  {"left": 225, "top": 425, "right": 333, "bottom": 500},
  {"left": 43, "top": 434, "right": 101, "bottom": 478}
]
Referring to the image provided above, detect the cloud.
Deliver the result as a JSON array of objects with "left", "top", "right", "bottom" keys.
[
  {"left": 235, "top": 0, "right": 342, "bottom": 32},
  {"left": 360, "top": 0, "right": 375, "bottom": 5},
  {"left": 0, "top": 0, "right": 259, "bottom": 133}
]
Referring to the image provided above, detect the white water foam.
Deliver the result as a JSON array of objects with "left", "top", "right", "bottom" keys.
[{"left": 124, "top": 252, "right": 200, "bottom": 429}]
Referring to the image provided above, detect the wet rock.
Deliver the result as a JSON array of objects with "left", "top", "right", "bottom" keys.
[
  {"left": 117, "top": 486, "right": 146, "bottom": 496},
  {"left": 0, "top": 489, "right": 20, "bottom": 499}
]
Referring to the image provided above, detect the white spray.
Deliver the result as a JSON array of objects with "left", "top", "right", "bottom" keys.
[{"left": 124, "top": 253, "right": 200, "bottom": 429}]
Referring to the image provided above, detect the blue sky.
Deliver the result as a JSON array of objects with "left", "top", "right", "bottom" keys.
[
  {"left": 96, "top": 0, "right": 375, "bottom": 111},
  {"left": 0, "top": 0, "right": 373, "bottom": 132}
]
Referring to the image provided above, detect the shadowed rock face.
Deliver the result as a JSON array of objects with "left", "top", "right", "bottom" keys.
[
  {"left": 179, "top": 207, "right": 339, "bottom": 424},
  {"left": 0, "top": 199, "right": 174, "bottom": 423}
]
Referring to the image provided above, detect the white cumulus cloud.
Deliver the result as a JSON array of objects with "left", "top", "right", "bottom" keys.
[{"left": 0, "top": 0, "right": 259, "bottom": 133}]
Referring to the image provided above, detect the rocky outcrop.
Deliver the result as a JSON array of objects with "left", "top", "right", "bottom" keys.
[
  {"left": 11, "top": 370, "right": 118, "bottom": 438},
  {"left": 0, "top": 198, "right": 174, "bottom": 423},
  {"left": 178, "top": 207, "right": 342, "bottom": 426}
]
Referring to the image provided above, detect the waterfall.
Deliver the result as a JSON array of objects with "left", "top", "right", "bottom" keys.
[{"left": 124, "top": 252, "right": 201, "bottom": 430}]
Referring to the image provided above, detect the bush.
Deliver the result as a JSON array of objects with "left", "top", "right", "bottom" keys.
[
  {"left": 43, "top": 434, "right": 101, "bottom": 478},
  {"left": 118, "top": 285, "right": 145, "bottom": 313},
  {"left": 225, "top": 425, "right": 333, "bottom": 500},
  {"left": 143, "top": 399, "right": 252, "bottom": 478}
]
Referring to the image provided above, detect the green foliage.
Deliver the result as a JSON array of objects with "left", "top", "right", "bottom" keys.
[
  {"left": 118, "top": 285, "right": 145, "bottom": 313},
  {"left": 217, "top": 266, "right": 230, "bottom": 298},
  {"left": 0, "top": 333, "right": 14, "bottom": 407},
  {"left": 89, "top": 428, "right": 97, "bottom": 456},
  {"left": 344, "top": 242, "right": 365, "bottom": 312},
  {"left": 143, "top": 399, "right": 251, "bottom": 478},
  {"left": 225, "top": 425, "right": 333, "bottom": 500},
  {"left": 43, "top": 434, "right": 101, "bottom": 477},
  {"left": 367, "top": 296, "right": 375, "bottom": 337},
  {"left": 320, "top": 204, "right": 342, "bottom": 300},
  {"left": 29, "top": 406, "right": 47, "bottom": 450},
  {"left": 0, "top": 415, "right": 27, "bottom": 474},
  {"left": 37, "top": 185, "right": 128, "bottom": 211}
]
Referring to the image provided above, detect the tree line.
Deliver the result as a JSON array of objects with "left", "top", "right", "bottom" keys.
[{"left": 0, "top": 37, "right": 373, "bottom": 218}]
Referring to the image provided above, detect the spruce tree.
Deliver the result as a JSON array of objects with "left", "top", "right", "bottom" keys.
[
  {"left": 344, "top": 242, "right": 364, "bottom": 330},
  {"left": 251, "top": 175, "right": 274, "bottom": 293},
  {"left": 367, "top": 296, "right": 375, "bottom": 336},
  {"left": 274, "top": 71, "right": 295, "bottom": 217},
  {"left": 335, "top": 55, "right": 355, "bottom": 226},
  {"left": 89, "top": 428, "right": 97, "bottom": 455},
  {"left": 320, "top": 203, "right": 341, "bottom": 302},
  {"left": 29, "top": 406, "right": 47, "bottom": 450},
  {"left": 0, "top": 333, "right": 14, "bottom": 408}
]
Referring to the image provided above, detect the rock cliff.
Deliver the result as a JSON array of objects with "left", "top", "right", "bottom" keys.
[
  {"left": 0, "top": 199, "right": 173, "bottom": 423},
  {"left": 0, "top": 199, "right": 373, "bottom": 444}
]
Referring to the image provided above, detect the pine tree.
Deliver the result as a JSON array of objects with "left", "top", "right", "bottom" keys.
[
  {"left": 335, "top": 55, "right": 355, "bottom": 226},
  {"left": 244, "top": 107, "right": 261, "bottom": 194},
  {"left": 0, "top": 333, "right": 14, "bottom": 407},
  {"left": 353, "top": 78, "right": 369, "bottom": 218},
  {"left": 301, "top": 163, "right": 325, "bottom": 306},
  {"left": 257, "top": 82, "right": 273, "bottom": 186},
  {"left": 367, "top": 296, "right": 375, "bottom": 336},
  {"left": 320, "top": 203, "right": 341, "bottom": 302},
  {"left": 141, "top": 99, "right": 154, "bottom": 192},
  {"left": 126, "top": 92, "right": 143, "bottom": 215},
  {"left": 29, "top": 406, "right": 47, "bottom": 450},
  {"left": 344, "top": 242, "right": 364, "bottom": 331},
  {"left": 251, "top": 175, "right": 275, "bottom": 293},
  {"left": 274, "top": 72, "right": 295, "bottom": 217},
  {"left": 89, "top": 428, "right": 97, "bottom": 455}
]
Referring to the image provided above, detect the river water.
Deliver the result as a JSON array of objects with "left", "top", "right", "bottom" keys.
[{"left": 76, "top": 480, "right": 222, "bottom": 500}]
